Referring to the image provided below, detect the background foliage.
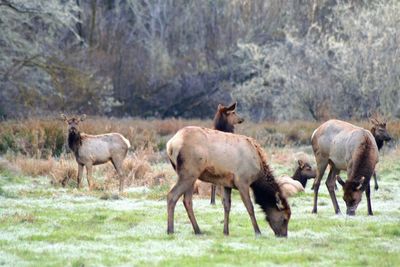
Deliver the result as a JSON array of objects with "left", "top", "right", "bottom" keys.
[{"left": 1, "top": 0, "right": 399, "bottom": 120}]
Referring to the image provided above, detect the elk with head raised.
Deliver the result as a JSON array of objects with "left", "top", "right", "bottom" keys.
[
  {"left": 61, "top": 114, "right": 130, "bottom": 192},
  {"left": 166, "top": 126, "right": 293, "bottom": 237},
  {"left": 311, "top": 119, "right": 379, "bottom": 215},
  {"left": 369, "top": 115, "right": 392, "bottom": 190},
  {"left": 210, "top": 102, "right": 244, "bottom": 205}
]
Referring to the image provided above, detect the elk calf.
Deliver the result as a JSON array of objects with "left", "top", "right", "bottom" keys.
[
  {"left": 61, "top": 114, "right": 130, "bottom": 192},
  {"left": 276, "top": 160, "right": 317, "bottom": 198}
]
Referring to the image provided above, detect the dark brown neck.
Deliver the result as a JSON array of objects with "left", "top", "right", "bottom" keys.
[
  {"left": 213, "top": 113, "right": 234, "bottom": 133},
  {"left": 291, "top": 168, "right": 307, "bottom": 187},
  {"left": 68, "top": 131, "right": 82, "bottom": 154}
]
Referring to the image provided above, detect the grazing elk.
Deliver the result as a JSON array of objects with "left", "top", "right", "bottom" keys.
[
  {"left": 275, "top": 160, "right": 316, "bottom": 198},
  {"left": 335, "top": 116, "right": 391, "bottom": 190},
  {"left": 166, "top": 126, "right": 293, "bottom": 237},
  {"left": 210, "top": 102, "right": 244, "bottom": 205},
  {"left": 311, "top": 119, "right": 379, "bottom": 215},
  {"left": 61, "top": 114, "right": 130, "bottom": 192}
]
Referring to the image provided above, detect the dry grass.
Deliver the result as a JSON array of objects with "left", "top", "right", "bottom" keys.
[
  {"left": 1, "top": 117, "right": 398, "bottom": 159},
  {"left": 0, "top": 117, "right": 398, "bottom": 194}
]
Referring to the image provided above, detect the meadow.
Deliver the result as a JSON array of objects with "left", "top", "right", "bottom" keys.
[{"left": 0, "top": 118, "right": 399, "bottom": 266}]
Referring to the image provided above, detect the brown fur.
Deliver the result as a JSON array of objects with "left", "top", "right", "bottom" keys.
[
  {"left": 311, "top": 119, "right": 378, "bottom": 215},
  {"left": 210, "top": 102, "right": 244, "bottom": 205},
  {"left": 62, "top": 114, "right": 130, "bottom": 192},
  {"left": 167, "top": 126, "right": 291, "bottom": 237},
  {"left": 291, "top": 160, "right": 317, "bottom": 188}
]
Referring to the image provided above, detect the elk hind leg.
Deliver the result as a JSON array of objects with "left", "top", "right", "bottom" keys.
[
  {"left": 111, "top": 157, "right": 125, "bottom": 193},
  {"left": 183, "top": 184, "right": 201, "bottom": 234},
  {"left": 167, "top": 172, "right": 198, "bottom": 234}
]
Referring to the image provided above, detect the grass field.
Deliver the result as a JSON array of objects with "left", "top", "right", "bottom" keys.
[{"left": 0, "top": 147, "right": 399, "bottom": 267}]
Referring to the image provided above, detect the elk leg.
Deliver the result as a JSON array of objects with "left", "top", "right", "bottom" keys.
[
  {"left": 373, "top": 171, "right": 379, "bottom": 191},
  {"left": 325, "top": 167, "right": 341, "bottom": 214},
  {"left": 366, "top": 181, "right": 373, "bottom": 215},
  {"left": 76, "top": 163, "right": 84, "bottom": 189},
  {"left": 183, "top": 185, "right": 201, "bottom": 235},
  {"left": 210, "top": 184, "right": 216, "bottom": 205},
  {"left": 112, "top": 158, "right": 125, "bottom": 193},
  {"left": 237, "top": 184, "right": 261, "bottom": 235},
  {"left": 312, "top": 159, "right": 328, "bottom": 214},
  {"left": 222, "top": 187, "right": 232, "bottom": 236},
  {"left": 167, "top": 177, "right": 197, "bottom": 234},
  {"left": 86, "top": 164, "right": 94, "bottom": 191}
]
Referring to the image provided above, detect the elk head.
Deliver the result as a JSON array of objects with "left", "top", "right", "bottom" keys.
[
  {"left": 264, "top": 192, "right": 291, "bottom": 237},
  {"left": 214, "top": 102, "right": 244, "bottom": 132},
  {"left": 337, "top": 176, "right": 365, "bottom": 216},
  {"left": 297, "top": 160, "right": 317, "bottom": 180},
  {"left": 369, "top": 115, "right": 391, "bottom": 149},
  {"left": 61, "top": 114, "right": 86, "bottom": 134}
]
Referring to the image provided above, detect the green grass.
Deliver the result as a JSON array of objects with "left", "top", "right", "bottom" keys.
[{"left": 0, "top": 149, "right": 399, "bottom": 266}]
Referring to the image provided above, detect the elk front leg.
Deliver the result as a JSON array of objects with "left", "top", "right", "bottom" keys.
[
  {"left": 366, "top": 182, "right": 373, "bottom": 215},
  {"left": 210, "top": 184, "right": 216, "bottom": 205},
  {"left": 237, "top": 183, "right": 261, "bottom": 235},
  {"left": 86, "top": 164, "right": 95, "bottom": 191},
  {"left": 77, "top": 163, "right": 84, "bottom": 189},
  {"left": 325, "top": 167, "right": 341, "bottom": 214},
  {"left": 222, "top": 187, "right": 232, "bottom": 235}
]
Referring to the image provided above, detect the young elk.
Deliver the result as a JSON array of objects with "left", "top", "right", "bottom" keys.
[
  {"left": 166, "top": 126, "right": 292, "bottom": 237},
  {"left": 275, "top": 160, "right": 317, "bottom": 198},
  {"left": 311, "top": 119, "right": 379, "bottom": 216},
  {"left": 210, "top": 102, "right": 244, "bottom": 205},
  {"left": 61, "top": 114, "right": 130, "bottom": 192}
]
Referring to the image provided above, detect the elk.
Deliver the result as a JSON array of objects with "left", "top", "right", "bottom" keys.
[
  {"left": 368, "top": 116, "right": 392, "bottom": 190},
  {"left": 291, "top": 160, "right": 317, "bottom": 188},
  {"left": 311, "top": 119, "right": 379, "bottom": 215},
  {"left": 210, "top": 102, "right": 244, "bottom": 205},
  {"left": 275, "top": 160, "right": 316, "bottom": 198},
  {"left": 166, "top": 126, "right": 293, "bottom": 237},
  {"left": 61, "top": 114, "right": 130, "bottom": 192},
  {"left": 334, "top": 116, "right": 391, "bottom": 190}
]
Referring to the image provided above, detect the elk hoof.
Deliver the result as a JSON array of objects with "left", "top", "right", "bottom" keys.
[
  {"left": 374, "top": 186, "right": 379, "bottom": 191},
  {"left": 312, "top": 208, "right": 317, "bottom": 214}
]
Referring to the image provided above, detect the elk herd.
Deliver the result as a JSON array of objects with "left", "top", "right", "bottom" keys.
[{"left": 61, "top": 105, "right": 392, "bottom": 238}]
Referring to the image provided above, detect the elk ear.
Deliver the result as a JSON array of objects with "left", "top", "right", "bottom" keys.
[
  {"left": 356, "top": 177, "right": 365, "bottom": 190},
  {"left": 217, "top": 104, "right": 225, "bottom": 112},
  {"left": 336, "top": 175, "right": 345, "bottom": 187},
  {"left": 226, "top": 102, "right": 237, "bottom": 111},
  {"left": 80, "top": 114, "right": 86, "bottom": 121},
  {"left": 275, "top": 192, "right": 284, "bottom": 210},
  {"left": 60, "top": 114, "right": 68, "bottom": 121},
  {"left": 298, "top": 160, "right": 305, "bottom": 169}
]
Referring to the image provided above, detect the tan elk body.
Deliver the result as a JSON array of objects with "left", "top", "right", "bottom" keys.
[
  {"left": 62, "top": 114, "right": 130, "bottom": 192},
  {"left": 311, "top": 119, "right": 379, "bottom": 215},
  {"left": 166, "top": 126, "right": 297, "bottom": 237}
]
